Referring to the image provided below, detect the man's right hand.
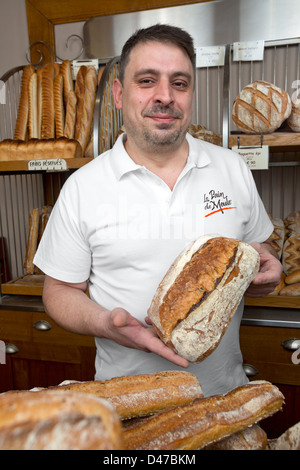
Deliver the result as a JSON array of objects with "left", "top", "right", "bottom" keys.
[{"left": 105, "top": 308, "right": 189, "bottom": 368}]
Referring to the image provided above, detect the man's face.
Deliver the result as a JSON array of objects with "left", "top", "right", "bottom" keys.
[{"left": 113, "top": 41, "right": 194, "bottom": 153}]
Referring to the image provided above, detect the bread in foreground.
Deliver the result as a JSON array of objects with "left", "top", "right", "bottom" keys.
[{"left": 123, "top": 380, "right": 284, "bottom": 450}]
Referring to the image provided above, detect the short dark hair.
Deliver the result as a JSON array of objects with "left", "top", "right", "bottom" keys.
[{"left": 118, "top": 24, "right": 196, "bottom": 84}]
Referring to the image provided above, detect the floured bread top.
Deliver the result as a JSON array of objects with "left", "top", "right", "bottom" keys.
[{"left": 158, "top": 237, "right": 240, "bottom": 340}]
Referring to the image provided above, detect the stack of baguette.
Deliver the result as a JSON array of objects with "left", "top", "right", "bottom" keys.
[
  {"left": 268, "top": 211, "right": 300, "bottom": 296},
  {"left": 0, "top": 61, "right": 98, "bottom": 161},
  {"left": 0, "top": 371, "right": 287, "bottom": 450}
]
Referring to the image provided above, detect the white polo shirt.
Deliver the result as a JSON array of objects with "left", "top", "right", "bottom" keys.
[{"left": 34, "top": 133, "right": 273, "bottom": 396}]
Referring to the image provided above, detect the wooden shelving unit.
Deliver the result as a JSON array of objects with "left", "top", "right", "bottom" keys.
[
  {"left": 0, "top": 157, "right": 93, "bottom": 173},
  {"left": 229, "top": 132, "right": 300, "bottom": 150}
]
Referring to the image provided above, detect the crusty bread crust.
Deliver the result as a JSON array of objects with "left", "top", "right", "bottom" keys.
[
  {"left": 49, "top": 371, "right": 203, "bottom": 420},
  {"left": 148, "top": 235, "right": 260, "bottom": 362},
  {"left": 123, "top": 380, "right": 284, "bottom": 450},
  {"left": 0, "top": 390, "right": 122, "bottom": 450}
]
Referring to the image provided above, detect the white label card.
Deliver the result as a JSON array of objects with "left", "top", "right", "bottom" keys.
[
  {"left": 233, "top": 40, "right": 264, "bottom": 61},
  {"left": 232, "top": 145, "right": 269, "bottom": 170},
  {"left": 196, "top": 46, "right": 225, "bottom": 67},
  {"left": 28, "top": 159, "right": 68, "bottom": 171}
]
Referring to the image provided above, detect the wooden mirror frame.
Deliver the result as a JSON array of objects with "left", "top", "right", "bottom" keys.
[{"left": 26, "top": 0, "right": 210, "bottom": 64}]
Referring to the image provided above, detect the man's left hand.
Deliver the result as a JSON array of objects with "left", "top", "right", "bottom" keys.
[{"left": 245, "top": 241, "right": 283, "bottom": 297}]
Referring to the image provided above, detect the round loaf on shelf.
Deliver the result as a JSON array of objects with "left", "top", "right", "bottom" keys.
[
  {"left": 288, "top": 102, "right": 300, "bottom": 132},
  {"left": 232, "top": 80, "right": 292, "bottom": 134}
]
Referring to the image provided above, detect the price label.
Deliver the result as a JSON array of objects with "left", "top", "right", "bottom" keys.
[
  {"left": 232, "top": 145, "right": 269, "bottom": 170},
  {"left": 196, "top": 46, "right": 225, "bottom": 67},
  {"left": 233, "top": 40, "right": 264, "bottom": 61},
  {"left": 28, "top": 159, "right": 68, "bottom": 171}
]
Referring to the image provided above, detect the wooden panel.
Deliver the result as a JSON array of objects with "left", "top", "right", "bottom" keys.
[
  {"left": 244, "top": 296, "right": 300, "bottom": 309},
  {"left": 240, "top": 325, "right": 300, "bottom": 385},
  {"left": 26, "top": 0, "right": 210, "bottom": 24},
  {"left": 25, "top": 0, "right": 212, "bottom": 64},
  {"left": 229, "top": 132, "right": 300, "bottom": 150},
  {"left": 0, "top": 308, "right": 95, "bottom": 347}
]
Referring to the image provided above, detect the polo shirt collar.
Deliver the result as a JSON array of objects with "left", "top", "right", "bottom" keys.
[{"left": 110, "top": 132, "right": 211, "bottom": 180}]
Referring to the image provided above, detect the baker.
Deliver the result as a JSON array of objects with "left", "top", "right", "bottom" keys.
[{"left": 34, "top": 24, "right": 282, "bottom": 397}]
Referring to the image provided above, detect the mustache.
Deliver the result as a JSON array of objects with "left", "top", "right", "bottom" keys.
[{"left": 142, "top": 105, "right": 183, "bottom": 119}]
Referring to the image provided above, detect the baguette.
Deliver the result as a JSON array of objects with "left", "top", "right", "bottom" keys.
[
  {"left": 123, "top": 380, "right": 284, "bottom": 450},
  {"left": 0, "top": 390, "right": 122, "bottom": 450},
  {"left": 41, "top": 64, "right": 55, "bottom": 139},
  {"left": 24, "top": 208, "right": 39, "bottom": 274},
  {"left": 60, "top": 60, "right": 73, "bottom": 106},
  {"left": 49, "top": 371, "right": 203, "bottom": 420},
  {"left": 77, "top": 66, "right": 97, "bottom": 154},
  {"left": 28, "top": 72, "right": 38, "bottom": 139},
  {"left": 64, "top": 90, "right": 77, "bottom": 139},
  {"left": 74, "top": 65, "right": 87, "bottom": 140},
  {"left": 14, "top": 64, "right": 35, "bottom": 140},
  {"left": 148, "top": 235, "right": 260, "bottom": 362},
  {"left": 204, "top": 424, "right": 268, "bottom": 450},
  {"left": 53, "top": 73, "right": 65, "bottom": 138},
  {"left": 36, "top": 68, "right": 43, "bottom": 139}
]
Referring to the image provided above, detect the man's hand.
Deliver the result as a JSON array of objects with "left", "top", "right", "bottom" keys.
[
  {"left": 245, "top": 241, "right": 283, "bottom": 297},
  {"left": 105, "top": 308, "right": 189, "bottom": 368}
]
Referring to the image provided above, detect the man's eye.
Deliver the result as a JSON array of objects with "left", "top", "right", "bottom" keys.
[
  {"left": 173, "top": 81, "right": 187, "bottom": 88},
  {"left": 139, "top": 79, "right": 154, "bottom": 85}
]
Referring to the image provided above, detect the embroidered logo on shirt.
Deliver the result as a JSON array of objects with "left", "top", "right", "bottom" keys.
[{"left": 204, "top": 190, "right": 236, "bottom": 217}]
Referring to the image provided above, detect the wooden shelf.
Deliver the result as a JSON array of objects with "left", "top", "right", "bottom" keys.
[
  {"left": 229, "top": 132, "right": 300, "bottom": 149},
  {"left": 244, "top": 296, "right": 300, "bottom": 309},
  {"left": 1, "top": 274, "right": 44, "bottom": 296},
  {"left": 0, "top": 157, "right": 93, "bottom": 173}
]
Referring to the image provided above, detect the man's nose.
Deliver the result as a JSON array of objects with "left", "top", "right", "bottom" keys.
[{"left": 154, "top": 79, "right": 174, "bottom": 104}]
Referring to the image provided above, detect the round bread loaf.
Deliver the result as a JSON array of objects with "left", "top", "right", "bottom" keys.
[
  {"left": 232, "top": 80, "right": 292, "bottom": 134},
  {"left": 148, "top": 235, "right": 260, "bottom": 363},
  {"left": 288, "top": 104, "right": 300, "bottom": 132}
]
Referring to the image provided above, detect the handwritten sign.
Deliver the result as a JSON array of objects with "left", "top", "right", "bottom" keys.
[
  {"left": 196, "top": 46, "right": 225, "bottom": 67},
  {"left": 232, "top": 145, "right": 269, "bottom": 170},
  {"left": 233, "top": 41, "right": 264, "bottom": 62}
]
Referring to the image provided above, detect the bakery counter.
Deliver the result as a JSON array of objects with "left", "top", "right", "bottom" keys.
[
  {"left": 0, "top": 294, "right": 95, "bottom": 392},
  {"left": 241, "top": 304, "right": 300, "bottom": 438}
]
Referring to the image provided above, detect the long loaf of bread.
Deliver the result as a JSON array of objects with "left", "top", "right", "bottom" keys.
[
  {"left": 28, "top": 72, "right": 38, "bottom": 139},
  {"left": 123, "top": 380, "right": 284, "bottom": 450},
  {"left": 53, "top": 73, "right": 65, "bottom": 138},
  {"left": 24, "top": 208, "right": 39, "bottom": 274},
  {"left": 77, "top": 66, "right": 97, "bottom": 154},
  {"left": 49, "top": 371, "right": 203, "bottom": 420},
  {"left": 14, "top": 65, "right": 35, "bottom": 140},
  {"left": 148, "top": 235, "right": 260, "bottom": 362},
  {"left": 74, "top": 65, "right": 87, "bottom": 140},
  {"left": 0, "top": 390, "right": 122, "bottom": 450},
  {"left": 64, "top": 90, "right": 77, "bottom": 139},
  {"left": 41, "top": 64, "right": 55, "bottom": 139}
]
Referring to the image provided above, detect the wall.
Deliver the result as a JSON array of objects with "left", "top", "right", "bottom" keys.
[{"left": 0, "top": 0, "right": 29, "bottom": 77}]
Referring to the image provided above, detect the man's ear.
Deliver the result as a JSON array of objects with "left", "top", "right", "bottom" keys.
[{"left": 112, "top": 78, "right": 123, "bottom": 110}]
